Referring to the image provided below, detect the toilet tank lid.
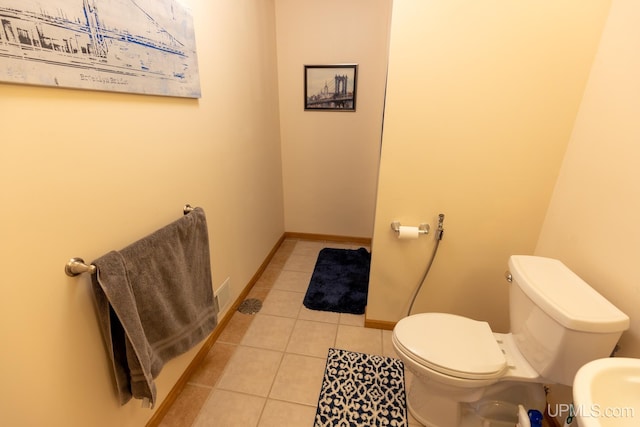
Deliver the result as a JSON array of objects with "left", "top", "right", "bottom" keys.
[{"left": 509, "top": 256, "right": 629, "bottom": 333}]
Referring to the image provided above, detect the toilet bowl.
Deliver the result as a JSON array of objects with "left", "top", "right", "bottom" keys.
[
  {"left": 392, "top": 255, "right": 630, "bottom": 427},
  {"left": 393, "top": 313, "right": 543, "bottom": 426}
]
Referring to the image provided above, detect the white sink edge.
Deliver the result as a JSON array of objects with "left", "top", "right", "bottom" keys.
[{"left": 573, "top": 357, "right": 640, "bottom": 427}]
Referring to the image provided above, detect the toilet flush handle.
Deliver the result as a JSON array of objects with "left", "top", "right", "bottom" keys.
[{"left": 505, "top": 271, "right": 513, "bottom": 283}]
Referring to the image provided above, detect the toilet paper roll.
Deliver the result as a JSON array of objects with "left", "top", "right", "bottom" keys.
[{"left": 398, "top": 225, "right": 420, "bottom": 240}]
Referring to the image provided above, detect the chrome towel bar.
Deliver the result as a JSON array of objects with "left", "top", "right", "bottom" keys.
[
  {"left": 65, "top": 257, "right": 97, "bottom": 276},
  {"left": 65, "top": 204, "right": 196, "bottom": 277}
]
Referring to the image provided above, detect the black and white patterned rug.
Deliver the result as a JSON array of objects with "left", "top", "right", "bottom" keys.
[{"left": 314, "top": 348, "right": 408, "bottom": 427}]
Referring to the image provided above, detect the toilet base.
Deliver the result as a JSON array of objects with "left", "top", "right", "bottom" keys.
[
  {"left": 407, "top": 379, "right": 546, "bottom": 427},
  {"left": 407, "top": 378, "right": 462, "bottom": 426},
  {"left": 407, "top": 381, "right": 460, "bottom": 427}
]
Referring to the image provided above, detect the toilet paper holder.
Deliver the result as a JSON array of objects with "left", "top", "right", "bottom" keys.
[{"left": 390, "top": 221, "right": 430, "bottom": 235}]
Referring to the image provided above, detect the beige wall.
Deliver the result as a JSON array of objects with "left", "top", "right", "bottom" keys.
[
  {"left": 367, "top": 0, "right": 612, "bottom": 330},
  {"left": 0, "top": 1, "right": 284, "bottom": 426},
  {"left": 275, "top": 0, "right": 391, "bottom": 238},
  {"left": 536, "top": 0, "right": 640, "bottom": 357},
  {"left": 4, "top": 0, "right": 639, "bottom": 425}
]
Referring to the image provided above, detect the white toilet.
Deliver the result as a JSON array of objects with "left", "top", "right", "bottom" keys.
[{"left": 392, "top": 255, "right": 630, "bottom": 427}]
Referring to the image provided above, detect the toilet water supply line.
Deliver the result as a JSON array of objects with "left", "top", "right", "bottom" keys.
[{"left": 407, "top": 213, "right": 445, "bottom": 316}]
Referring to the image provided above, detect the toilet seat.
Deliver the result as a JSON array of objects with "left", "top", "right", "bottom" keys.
[{"left": 393, "top": 313, "right": 507, "bottom": 379}]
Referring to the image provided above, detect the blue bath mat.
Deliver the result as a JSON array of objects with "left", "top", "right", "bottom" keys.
[
  {"left": 314, "top": 348, "right": 407, "bottom": 427},
  {"left": 303, "top": 248, "right": 371, "bottom": 314}
]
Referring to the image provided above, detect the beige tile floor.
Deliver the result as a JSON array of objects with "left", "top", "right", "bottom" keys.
[{"left": 158, "top": 238, "right": 421, "bottom": 427}]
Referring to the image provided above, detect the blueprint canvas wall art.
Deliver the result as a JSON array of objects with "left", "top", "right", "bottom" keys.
[{"left": 0, "top": 0, "right": 201, "bottom": 98}]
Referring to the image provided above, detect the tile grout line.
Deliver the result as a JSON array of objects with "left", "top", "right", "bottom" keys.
[
  {"left": 183, "top": 240, "right": 384, "bottom": 427},
  {"left": 188, "top": 241, "right": 296, "bottom": 427},
  {"left": 254, "top": 241, "right": 302, "bottom": 426}
]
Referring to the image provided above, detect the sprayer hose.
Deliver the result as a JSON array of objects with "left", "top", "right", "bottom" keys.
[{"left": 406, "top": 238, "right": 442, "bottom": 316}]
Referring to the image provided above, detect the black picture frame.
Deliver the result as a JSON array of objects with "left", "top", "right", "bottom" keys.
[{"left": 304, "top": 64, "right": 358, "bottom": 111}]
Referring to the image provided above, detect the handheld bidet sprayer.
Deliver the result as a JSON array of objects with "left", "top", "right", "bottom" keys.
[{"left": 436, "top": 214, "right": 445, "bottom": 241}]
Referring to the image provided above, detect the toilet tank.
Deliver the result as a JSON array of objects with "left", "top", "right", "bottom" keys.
[{"left": 507, "top": 255, "right": 629, "bottom": 386}]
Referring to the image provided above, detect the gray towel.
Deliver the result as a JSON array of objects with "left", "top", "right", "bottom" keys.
[{"left": 91, "top": 207, "right": 218, "bottom": 408}]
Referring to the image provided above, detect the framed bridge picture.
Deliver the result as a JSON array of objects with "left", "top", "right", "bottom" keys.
[
  {"left": 304, "top": 64, "right": 357, "bottom": 111},
  {"left": 0, "top": 0, "right": 201, "bottom": 98}
]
